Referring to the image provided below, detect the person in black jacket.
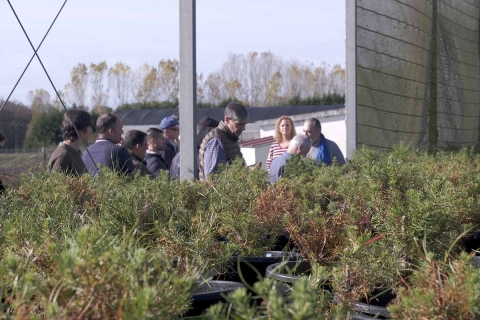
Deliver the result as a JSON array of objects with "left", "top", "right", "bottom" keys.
[
  {"left": 144, "top": 128, "right": 167, "bottom": 178},
  {"left": 0, "top": 131, "right": 6, "bottom": 194}
]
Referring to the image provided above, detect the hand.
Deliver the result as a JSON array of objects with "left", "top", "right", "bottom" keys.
[{"left": 248, "top": 162, "right": 262, "bottom": 170}]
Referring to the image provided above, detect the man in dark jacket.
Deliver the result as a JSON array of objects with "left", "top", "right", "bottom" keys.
[
  {"left": 124, "top": 130, "right": 152, "bottom": 178},
  {"left": 82, "top": 114, "right": 135, "bottom": 176},
  {"left": 144, "top": 128, "right": 167, "bottom": 178}
]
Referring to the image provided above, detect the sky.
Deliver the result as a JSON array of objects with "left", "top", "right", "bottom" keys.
[{"left": 0, "top": 0, "right": 346, "bottom": 105}]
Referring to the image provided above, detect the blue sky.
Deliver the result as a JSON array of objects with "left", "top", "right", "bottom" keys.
[{"left": 0, "top": 0, "right": 346, "bottom": 105}]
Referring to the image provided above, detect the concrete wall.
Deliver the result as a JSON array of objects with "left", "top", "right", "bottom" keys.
[
  {"left": 436, "top": 0, "right": 480, "bottom": 148},
  {"left": 347, "top": 0, "right": 480, "bottom": 154}
]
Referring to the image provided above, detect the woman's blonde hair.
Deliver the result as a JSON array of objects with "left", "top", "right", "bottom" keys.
[{"left": 274, "top": 116, "right": 296, "bottom": 143}]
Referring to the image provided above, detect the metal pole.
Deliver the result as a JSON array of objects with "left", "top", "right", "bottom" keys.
[
  {"left": 345, "top": 0, "right": 357, "bottom": 159},
  {"left": 179, "top": 0, "right": 197, "bottom": 181}
]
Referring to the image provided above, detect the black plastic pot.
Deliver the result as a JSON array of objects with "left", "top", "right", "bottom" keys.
[
  {"left": 265, "top": 260, "right": 312, "bottom": 284},
  {"left": 265, "top": 260, "right": 312, "bottom": 297},
  {"left": 462, "top": 230, "right": 480, "bottom": 254},
  {"left": 184, "top": 281, "right": 244, "bottom": 317},
  {"left": 333, "top": 289, "right": 394, "bottom": 319},
  {"left": 221, "top": 251, "right": 301, "bottom": 288},
  {"left": 472, "top": 256, "right": 480, "bottom": 267}
]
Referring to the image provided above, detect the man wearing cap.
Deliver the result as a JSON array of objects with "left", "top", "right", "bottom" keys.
[
  {"left": 199, "top": 102, "right": 248, "bottom": 181},
  {"left": 170, "top": 116, "right": 220, "bottom": 179},
  {"left": 159, "top": 116, "right": 180, "bottom": 169}
]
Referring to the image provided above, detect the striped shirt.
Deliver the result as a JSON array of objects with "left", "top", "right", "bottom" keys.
[{"left": 266, "top": 142, "right": 288, "bottom": 172}]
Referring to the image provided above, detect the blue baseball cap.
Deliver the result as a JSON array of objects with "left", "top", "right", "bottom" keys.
[{"left": 159, "top": 116, "right": 180, "bottom": 130}]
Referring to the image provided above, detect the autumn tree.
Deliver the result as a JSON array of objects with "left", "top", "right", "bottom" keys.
[
  {"left": 90, "top": 61, "right": 109, "bottom": 109},
  {"left": 52, "top": 90, "right": 67, "bottom": 111},
  {"left": 135, "top": 63, "right": 158, "bottom": 104},
  {"left": 64, "top": 63, "right": 89, "bottom": 109},
  {"left": 60, "top": 52, "right": 345, "bottom": 110},
  {"left": 157, "top": 59, "right": 179, "bottom": 102},
  {"left": 328, "top": 64, "right": 346, "bottom": 94},
  {"left": 28, "top": 88, "right": 52, "bottom": 114},
  {"left": 108, "top": 62, "right": 133, "bottom": 106}
]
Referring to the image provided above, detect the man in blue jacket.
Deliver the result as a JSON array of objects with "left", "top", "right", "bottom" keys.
[{"left": 303, "top": 118, "right": 346, "bottom": 165}]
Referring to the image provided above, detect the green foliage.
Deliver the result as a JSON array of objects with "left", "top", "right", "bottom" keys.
[
  {"left": 203, "top": 276, "right": 331, "bottom": 319},
  {"left": 0, "top": 226, "right": 198, "bottom": 319},
  {"left": 0, "top": 100, "right": 32, "bottom": 149},
  {"left": 206, "top": 159, "right": 279, "bottom": 256},
  {"left": 116, "top": 100, "right": 179, "bottom": 110},
  {"left": 287, "top": 93, "right": 345, "bottom": 106},
  {"left": 23, "top": 109, "right": 64, "bottom": 149},
  {"left": 2, "top": 145, "right": 480, "bottom": 317}
]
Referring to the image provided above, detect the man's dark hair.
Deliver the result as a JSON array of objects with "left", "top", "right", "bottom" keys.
[
  {"left": 0, "top": 131, "right": 5, "bottom": 142},
  {"left": 306, "top": 118, "right": 322, "bottom": 131},
  {"left": 62, "top": 110, "right": 93, "bottom": 141},
  {"left": 224, "top": 102, "right": 249, "bottom": 121},
  {"left": 124, "top": 130, "right": 147, "bottom": 150},
  {"left": 146, "top": 127, "right": 164, "bottom": 139},
  {"left": 96, "top": 114, "right": 118, "bottom": 134}
]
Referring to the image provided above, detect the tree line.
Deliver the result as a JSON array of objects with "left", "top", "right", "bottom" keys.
[
  {"left": 0, "top": 51, "right": 345, "bottom": 148},
  {"left": 27, "top": 51, "right": 344, "bottom": 111}
]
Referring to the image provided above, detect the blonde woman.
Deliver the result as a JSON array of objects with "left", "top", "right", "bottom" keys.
[{"left": 266, "top": 116, "right": 296, "bottom": 171}]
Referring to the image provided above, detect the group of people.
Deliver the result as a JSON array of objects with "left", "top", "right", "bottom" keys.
[
  {"left": 0, "top": 102, "right": 345, "bottom": 189},
  {"left": 266, "top": 115, "right": 345, "bottom": 183},
  {"left": 47, "top": 110, "right": 183, "bottom": 179}
]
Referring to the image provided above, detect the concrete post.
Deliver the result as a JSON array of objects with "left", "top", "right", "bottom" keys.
[
  {"left": 345, "top": 0, "right": 357, "bottom": 159},
  {"left": 179, "top": 0, "right": 197, "bottom": 180}
]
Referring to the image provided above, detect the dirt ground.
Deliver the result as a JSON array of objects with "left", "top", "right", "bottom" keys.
[{"left": 0, "top": 149, "right": 53, "bottom": 189}]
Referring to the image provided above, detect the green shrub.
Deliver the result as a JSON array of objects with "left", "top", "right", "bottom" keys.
[{"left": 1, "top": 226, "right": 198, "bottom": 319}]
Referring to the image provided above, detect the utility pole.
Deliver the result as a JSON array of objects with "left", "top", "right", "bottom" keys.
[{"left": 179, "top": 0, "right": 197, "bottom": 180}]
